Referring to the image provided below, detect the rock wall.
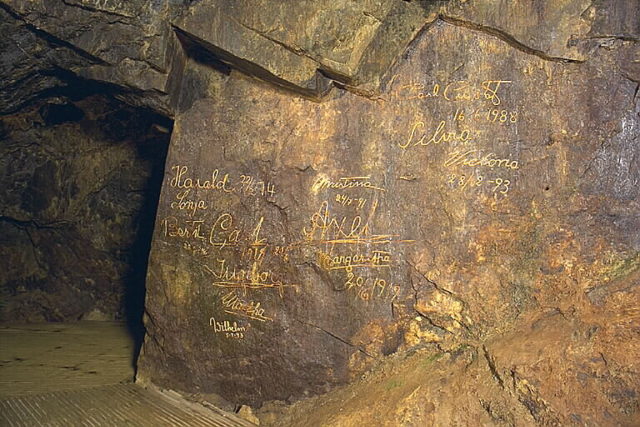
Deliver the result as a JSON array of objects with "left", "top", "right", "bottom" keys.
[
  {"left": 1, "top": 0, "right": 638, "bottom": 422},
  {"left": 1, "top": 1, "right": 173, "bottom": 324},
  {"left": 136, "top": 1, "right": 640, "bottom": 422},
  {"left": 0, "top": 94, "right": 171, "bottom": 322}
]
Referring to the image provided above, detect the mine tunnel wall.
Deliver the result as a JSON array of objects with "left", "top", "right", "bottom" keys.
[
  {"left": 0, "top": 88, "right": 172, "bottom": 326},
  {"left": 1, "top": 0, "right": 639, "bottom": 423}
]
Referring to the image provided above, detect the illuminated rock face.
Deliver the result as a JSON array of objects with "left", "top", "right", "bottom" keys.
[
  {"left": 139, "top": 14, "right": 639, "bottom": 418},
  {"left": 5, "top": 0, "right": 636, "bottom": 421}
]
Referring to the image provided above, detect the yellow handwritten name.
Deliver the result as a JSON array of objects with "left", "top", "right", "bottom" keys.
[
  {"left": 394, "top": 80, "right": 511, "bottom": 106},
  {"left": 170, "top": 165, "right": 232, "bottom": 192},
  {"left": 204, "top": 259, "right": 298, "bottom": 297},
  {"left": 444, "top": 149, "right": 519, "bottom": 170},
  {"left": 312, "top": 176, "right": 385, "bottom": 192},
  {"left": 209, "top": 317, "right": 246, "bottom": 339},
  {"left": 208, "top": 213, "right": 241, "bottom": 248},
  {"left": 318, "top": 250, "right": 392, "bottom": 271},
  {"left": 170, "top": 189, "right": 207, "bottom": 217},
  {"left": 163, "top": 217, "right": 206, "bottom": 240},
  {"left": 221, "top": 291, "right": 273, "bottom": 322},
  {"left": 300, "top": 201, "right": 413, "bottom": 246},
  {"left": 400, "top": 120, "right": 473, "bottom": 150}
]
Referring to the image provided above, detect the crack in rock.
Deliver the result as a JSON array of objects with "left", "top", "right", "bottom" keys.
[
  {"left": 482, "top": 345, "right": 505, "bottom": 389},
  {"left": 0, "top": 3, "right": 110, "bottom": 66},
  {"left": 294, "top": 318, "right": 373, "bottom": 358},
  {"left": 60, "top": 0, "right": 135, "bottom": 20},
  {"left": 439, "top": 15, "right": 584, "bottom": 64}
]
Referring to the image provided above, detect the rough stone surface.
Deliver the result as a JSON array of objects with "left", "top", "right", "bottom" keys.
[
  {"left": 441, "top": 0, "right": 595, "bottom": 61},
  {"left": 138, "top": 5, "right": 640, "bottom": 423},
  {"left": 10, "top": 0, "right": 619, "bottom": 112},
  {"left": 1, "top": 0, "right": 639, "bottom": 423},
  {"left": 0, "top": 0, "right": 179, "bottom": 115},
  {"left": 0, "top": 0, "right": 439, "bottom": 324},
  {"left": 171, "top": 0, "right": 432, "bottom": 98},
  {"left": 0, "top": 95, "right": 170, "bottom": 322},
  {"left": 0, "top": 0, "right": 434, "bottom": 111},
  {"left": 262, "top": 307, "right": 640, "bottom": 426}
]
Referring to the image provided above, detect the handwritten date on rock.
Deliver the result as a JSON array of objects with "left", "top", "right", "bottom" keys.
[
  {"left": 339, "top": 272, "right": 400, "bottom": 303},
  {"left": 446, "top": 174, "right": 511, "bottom": 195}
]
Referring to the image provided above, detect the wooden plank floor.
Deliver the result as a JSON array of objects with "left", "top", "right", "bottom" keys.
[
  {"left": 0, "top": 384, "right": 251, "bottom": 427},
  {"left": 0, "top": 322, "right": 134, "bottom": 397},
  {"left": 0, "top": 322, "right": 253, "bottom": 426}
]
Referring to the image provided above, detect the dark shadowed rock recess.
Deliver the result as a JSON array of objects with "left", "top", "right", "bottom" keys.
[
  {"left": 1, "top": 0, "right": 639, "bottom": 424},
  {"left": 0, "top": 94, "right": 171, "bottom": 323}
]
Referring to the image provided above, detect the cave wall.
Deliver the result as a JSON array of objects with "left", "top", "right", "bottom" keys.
[
  {"left": 1, "top": 1, "right": 174, "bottom": 323},
  {"left": 0, "top": 95, "right": 170, "bottom": 322},
  {"left": 0, "top": 0, "right": 446, "bottom": 325},
  {"left": 1, "top": 0, "right": 639, "bottom": 423},
  {"left": 136, "top": 1, "right": 639, "bottom": 422}
]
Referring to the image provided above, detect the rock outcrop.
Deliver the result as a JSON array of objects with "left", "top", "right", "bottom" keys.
[
  {"left": 140, "top": 2, "right": 639, "bottom": 423},
  {"left": 1, "top": 0, "right": 638, "bottom": 423}
]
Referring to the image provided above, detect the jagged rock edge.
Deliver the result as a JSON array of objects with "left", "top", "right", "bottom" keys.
[
  {"left": 172, "top": 26, "right": 334, "bottom": 102},
  {"left": 439, "top": 15, "right": 584, "bottom": 63}
]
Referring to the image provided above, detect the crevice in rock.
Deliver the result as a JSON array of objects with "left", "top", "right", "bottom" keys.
[
  {"left": 141, "top": 308, "right": 166, "bottom": 362},
  {"left": 173, "top": 26, "right": 333, "bottom": 102},
  {"left": 407, "top": 269, "right": 452, "bottom": 336},
  {"left": 0, "top": 2, "right": 110, "bottom": 66},
  {"left": 294, "top": 318, "right": 373, "bottom": 358},
  {"left": 60, "top": 0, "right": 135, "bottom": 20},
  {"left": 423, "top": 275, "right": 454, "bottom": 296},
  {"left": 510, "top": 369, "right": 561, "bottom": 424},
  {"left": 228, "top": 16, "right": 318, "bottom": 67},
  {"left": 482, "top": 345, "right": 505, "bottom": 389},
  {"left": 120, "top": 55, "right": 168, "bottom": 75},
  {"left": 2, "top": 66, "right": 127, "bottom": 116},
  {"left": 415, "top": 311, "right": 451, "bottom": 336},
  {"left": 22, "top": 228, "right": 46, "bottom": 272},
  {"left": 584, "top": 35, "right": 640, "bottom": 43},
  {"left": 174, "top": 31, "right": 231, "bottom": 76},
  {"left": 479, "top": 399, "right": 516, "bottom": 427},
  {"left": 0, "top": 216, "right": 71, "bottom": 230},
  {"left": 406, "top": 260, "right": 470, "bottom": 336},
  {"left": 439, "top": 15, "right": 584, "bottom": 64},
  {"left": 1, "top": 70, "right": 57, "bottom": 98},
  {"left": 624, "top": 75, "right": 640, "bottom": 89}
]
